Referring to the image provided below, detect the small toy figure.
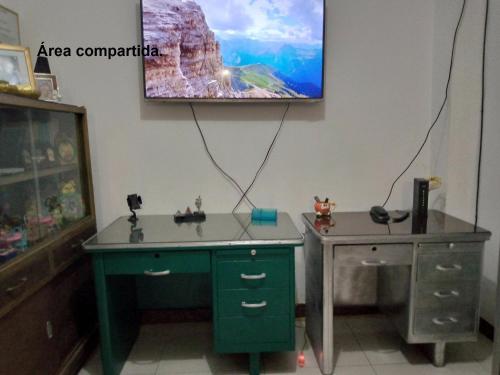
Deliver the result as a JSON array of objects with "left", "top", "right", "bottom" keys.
[
  {"left": 314, "top": 196, "right": 336, "bottom": 217},
  {"left": 60, "top": 180, "right": 84, "bottom": 222},
  {"left": 45, "top": 196, "right": 64, "bottom": 228},
  {"left": 174, "top": 196, "right": 206, "bottom": 223}
]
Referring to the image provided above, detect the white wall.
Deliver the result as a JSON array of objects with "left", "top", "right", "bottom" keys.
[
  {"left": 7, "top": 0, "right": 435, "bottom": 303},
  {"left": 431, "top": 0, "right": 500, "bottom": 325}
]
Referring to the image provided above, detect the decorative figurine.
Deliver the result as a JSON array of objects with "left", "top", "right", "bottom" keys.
[
  {"left": 45, "top": 195, "right": 64, "bottom": 227},
  {"left": 314, "top": 196, "right": 336, "bottom": 217},
  {"left": 55, "top": 133, "right": 76, "bottom": 165},
  {"left": 174, "top": 196, "right": 206, "bottom": 223},
  {"left": 60, "top": 180, "right": 84, "bottom": 222}
]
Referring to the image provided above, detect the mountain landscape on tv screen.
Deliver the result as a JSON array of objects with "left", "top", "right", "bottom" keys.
[{"left": 143, "top": 0, "right": 324, "bottom": 99}]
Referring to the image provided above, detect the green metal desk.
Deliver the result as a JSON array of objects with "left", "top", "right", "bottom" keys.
[{"left": 83, "top": 213, "right": 303, "bottom": 375}]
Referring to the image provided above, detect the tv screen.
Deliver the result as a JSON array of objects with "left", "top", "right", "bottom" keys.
[{"left": 141, "top": 0, "right": 325, "bottom": 102}]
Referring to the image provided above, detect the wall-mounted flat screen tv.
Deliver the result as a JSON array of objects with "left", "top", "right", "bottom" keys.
[{"left": 141, "top": 0, "right": 325, "bottom": 102}]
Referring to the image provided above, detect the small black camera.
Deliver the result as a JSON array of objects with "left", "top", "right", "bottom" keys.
[{"left": 127, "top": 194, "right": 142, "bottom": 223}]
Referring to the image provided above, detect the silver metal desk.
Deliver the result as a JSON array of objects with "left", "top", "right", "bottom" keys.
[{"left": 302, "top": 210, "right": 491, "bottom": 375}]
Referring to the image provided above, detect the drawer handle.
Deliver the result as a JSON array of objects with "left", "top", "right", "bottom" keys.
[
  {"left": 361, "top": 260, "right": 387, "bottom": 266},
  {"left": 144, "top": 270, "right": 171, "bottom": 276},
  {"left": 6, "top": 277, "right": 28, "bottom": 294},
  {"left": 241, "top": 273, "right": 266, "bottom": 280},
  {"left": 433, "top": 290, "right": 460, "bottom": 299},
  {"left": 432, "top": 317, "right": 459, "bottom": 325},
  {"left": 436, "top": 264, "right": 462, "bottom": 272},
  {"left": 241, "top": 301, "right": 267, "bottom": 309}
]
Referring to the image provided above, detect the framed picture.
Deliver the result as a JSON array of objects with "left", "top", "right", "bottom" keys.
[
  {"left": 0, "top": 5, "right": 20, "bottom": 45},
  {"left": 35, "top": 73, "right": 58, "bottom": 101},
  {"left": 0, "top": 44, "right": 34, "bottom": 90}
]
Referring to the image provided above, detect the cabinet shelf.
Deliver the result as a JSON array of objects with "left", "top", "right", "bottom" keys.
[{"left": 0, "top": 164, "right": 79, "bottom": 187}]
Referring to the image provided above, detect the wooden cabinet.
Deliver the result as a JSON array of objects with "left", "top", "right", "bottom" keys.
[{"left": 0, "top": 93, "right": 97, "bottom": 375}]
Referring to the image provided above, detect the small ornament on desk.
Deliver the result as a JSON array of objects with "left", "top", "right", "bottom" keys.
[
  {"left": 174, "top": 196, "right": 206, "bottom": 223},
  {"left": 314, "top": 196, "right": 336, "bottom": 217}
]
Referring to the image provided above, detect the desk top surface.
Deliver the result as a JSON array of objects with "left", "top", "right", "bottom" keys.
[
  {"left": 84, "top": 213, "right": 303, "bottom": 251},
  {"left": 302, "top": 210, "right": 491, "bottom": 244}
]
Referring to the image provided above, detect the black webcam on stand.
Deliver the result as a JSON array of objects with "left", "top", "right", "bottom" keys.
[{"left": 127, "top": 194, "right": 142, "bottom": 223}]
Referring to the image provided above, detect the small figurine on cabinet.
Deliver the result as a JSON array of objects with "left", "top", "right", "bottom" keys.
[
  {"left": 55, "top": 133, "right": 76, "bottom": 165},
  {"left": 45, "top": 195, "right": 64, "bottom": 227},
  {"left": 174, "top": 196, "right": 206, "bottom": 223},
  {"left": 59, "top": 180, "right": 84, "bottom": 222},
  {"left": 314, "top": 196, "right": 336, "bottom": 217},
  {"left": 24, "top": 198, "right": 56, "bottom": 241}
]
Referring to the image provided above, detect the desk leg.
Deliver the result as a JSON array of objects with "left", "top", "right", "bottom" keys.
[
  {"left": 93, "top": 255, "right": 139, "bottom": 375},
  {"left": 432, "top": 342, "right": 446, "bottom": 367},
  {"left": 249, "top": 352, "right": 260, "bottom": 375},
  {"left": 322, "top": 244, "right": 334, "bottom": 375},
  {"left": 305, "top": 230, "right": 334, "bottom": 375}
]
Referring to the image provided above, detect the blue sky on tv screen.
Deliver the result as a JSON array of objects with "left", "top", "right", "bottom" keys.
[{"left": 197, "top": 0, "right": 324, "bottom": 96}]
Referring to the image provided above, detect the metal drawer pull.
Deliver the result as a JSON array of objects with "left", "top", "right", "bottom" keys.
[
  {"left": 361, "top": 260, "right": 387, "bottom": 266},
  {"left": 144, "top": 270, "right": 171, "bottom": 276},
  {"left": 433, "top": 290, "right": 460, "bottom": 299},
  {"left": 6, "top": 277, "right": 28, "bottom": 294},
  {"left": 241, "top": 273, "right": 266, "bottom": 280},
  {"left": 432, "top": 317, "right": 459, "bottom": 325},
  {"left": 436, "top": 264, "right": 462, "bottom": 272},
  {"left": 241, "top": 301, "right": 267, "bottom": 309}
]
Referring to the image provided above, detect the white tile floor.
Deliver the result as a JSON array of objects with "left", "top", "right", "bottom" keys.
[{"left": 78, "top": 314, "right": 493, "bottom": 375}]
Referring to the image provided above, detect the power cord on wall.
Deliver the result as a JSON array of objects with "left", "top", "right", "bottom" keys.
[
  {"left": 232, "top": 103, "right": 291, "bottom": 213},
  {"left": 475, "top": 0, "right": 489, "bottom": 228},
  {"left": 380, "top": 0, "right": 467, "bottom": 208},
  {"left": 189, "top": 103, "right": 256, "bottom": 208},
  {"left": 190, "top": 103, "right": 291, "bottom": 212}
]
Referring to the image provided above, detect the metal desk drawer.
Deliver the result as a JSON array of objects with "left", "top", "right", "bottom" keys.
[
  {"left": 417, "top": 242, "right": 483, "bottom": 253},
  {"left": 103, "top": 251, "right": 210, "bottom": 275},
  {"left": 218, "top": 288, "right": 289, "bottom": 317},
  {"left": 334, "top": 244, "right": 413, "bottom": 266},
  {"left": 217, "top": 254, "right": 290, "bottom": 290},
  {"left": 414, "top": 308, "right": 477, "bottom": 336},
  {"left": 218, "top": 315, "right": 291, "bottom": 345},
  {"left": 416, "top": 252, "right": 481, "bottom": 283},
  {"left": 415, "top": 282, "right": 478, "bottom": 310}
]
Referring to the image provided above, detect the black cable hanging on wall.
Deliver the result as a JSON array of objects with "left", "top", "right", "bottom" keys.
[
  {"left": 475, "top": 0, "right": 489, "bottom": 228},
  {"left": 190, "top": 103, "right": 291, "bottom": 212},
  {"left": 380, "top": 0, "right": 467, "bottom": 208}
]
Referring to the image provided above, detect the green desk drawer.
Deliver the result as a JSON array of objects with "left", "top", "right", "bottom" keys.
[
  {"left": 217, "top": 258, "right": 289, "bottom": 290},
  {"left": 218, "top": 315, "right": 290, "bottom": 345},
  {"left": 103, "top": 251, "right": 210, "bottom": 275},
  {"left": 218, "top": 288, "right": 289, "bottom": 317}
]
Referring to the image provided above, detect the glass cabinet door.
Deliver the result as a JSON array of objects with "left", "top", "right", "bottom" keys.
[{"left": 0, "top": 106, "right": 91, "bottom": 267}]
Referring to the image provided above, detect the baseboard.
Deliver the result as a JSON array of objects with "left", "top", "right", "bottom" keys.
[{"left": 56, "top": 327, "right": 99, "bottom": 375}]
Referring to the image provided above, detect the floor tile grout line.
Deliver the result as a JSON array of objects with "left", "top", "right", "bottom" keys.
[{"left": 343, "top": 315, "right": 374, "bottom": 370}]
